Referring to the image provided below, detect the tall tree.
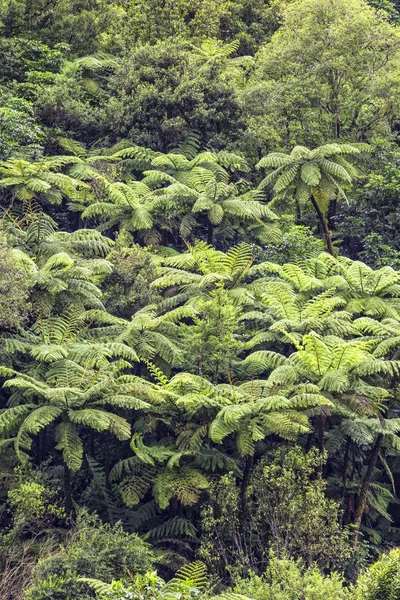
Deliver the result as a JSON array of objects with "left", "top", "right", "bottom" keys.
[{"left": 244, "top": 0, "right": 400, "bottom": 154}]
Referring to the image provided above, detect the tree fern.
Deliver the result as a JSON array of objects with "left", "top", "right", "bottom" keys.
[{"left": 257, "top": 143, "right": 367, "bottom": 255}]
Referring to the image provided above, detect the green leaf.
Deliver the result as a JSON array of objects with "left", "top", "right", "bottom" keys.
[
  {"left": 301, "top": 162, "right": 321, "bottom": 186},
  {"left": 55, "top": 421, "right": 83, "bottom": 471}
]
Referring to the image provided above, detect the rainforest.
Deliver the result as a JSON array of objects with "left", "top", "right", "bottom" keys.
[{"left": 2, "top": 0, "right": 400, "bottom": 597}]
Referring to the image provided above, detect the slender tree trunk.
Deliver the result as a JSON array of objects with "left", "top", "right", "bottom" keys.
[
  {"left": 64, "top": 464, "right": 73, "bottom": 516},
  {"left": 316, "top": 413, "right": 326, "bottom": 476},
  {"left": 310, "top": 195, "right": 335, "bottom": 256},
  {"left": 305, "top": 432, "right": 314, "bottom": 451},
  {"left": 317, "top": 413, "right": 326, "bottom": 454},
  {"left": 295, "top": 197, "right": 302, "bottom": 225},
  {"left": 352, "top": 433, "right": 383, "bottom": 545},
  {"left": 340, "top": 437, "right": 351, "bottom": 525},
  {"left": 34, "top": 435, "right": 41, "bottom": 465},
  {"left": 344, "top": 453, "right": 357, "bottom": 525},
  {"left": 75, "top": 211, "right": 82, "bottom": 231},
  {"left": 239, "top": 456, "right": 254, "bottom": 545},
  {"left": 43, "top": 427, "right": 48, "bottom": 459},
  {"left": 104, "top": 432, "right": 111, "bottom": 490},
  {"left": 335, "top": 113, "right": 341, "bottom": 139},
  {"left": 37, "top": 428, "right": 49, "bottom": 463},
  {"left": 207, "top": 222, "right": 214, "bottom": 246},
  {"left": 341, "top": 437, "right": 351, "bottom": 497},
  {"left": 90, "top": 430, "right": 95, "bottom": 457},
  {"left": 239, "top": 455, "right": 254, "bottom": 526},
  {"left": 239, "top": 455, "right": 254, "bottom": 568}
]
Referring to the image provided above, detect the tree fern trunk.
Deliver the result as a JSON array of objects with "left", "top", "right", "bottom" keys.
[
  {"left": 295, "top": 197, "right": 302, "bottom": 225},
  {"left": 317, "top": 413, "right": 326, "bottom": 454},
  {"left": 104, "top": 432, "right": 111, "bottom": 490},
  {"left": 239, "top": 455, "right": 254, "bottom": 567},
  {"left": 75, "top": 211, "right": 82, "bottom": 231},
  {"left": 90, "top": 430, "right": 95, "bottom": 457},
  {"left": 64, "top": 464, "right": 73, "bottom": 516},
  {"left": 239, "top": 455, "right": 254, "bottom": 532},
  {"left": 352, "top": 433, "right": 383, "bottom": 545},
  {"left": 310, "top": 195, "right": 335, "bottom": 256},
  {"left": 34, "top": 435, "right": 41, "bottom": 465},
  {"left": 316, "top": 413, "right": 326, "bottom": 476},
  {"left": 340, "top": 436, "right": 351, "bottom": 525},
  {"left": 207, "top": 222, "right": 214, "bottom": 246},
  {"left": 345, "top": 453, "right": 357, "bottom": 525}
]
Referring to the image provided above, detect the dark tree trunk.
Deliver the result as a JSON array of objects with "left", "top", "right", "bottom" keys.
[
  {"left": 90, "top": 430, "right": 95, "bottom": 457},
  {"left": 104, "top": 432, "right": 111, "bottom": 490},
  {"left": 207, "top": 222, "right": 214, "bottom": 245},
  {"left": 64, "top": 464, "right": 73, "bottom": 516},
  {"left": 335, "top": 113, "right": 341, "bottom": 139},
  {"left": 344, "top": 452, "right": 357, "bottom": 525},
  {"left": 317, "top": 413, "right": 326, "bottom": 454},
  {"left": 341, "top": 437, "right": 351, "bottom": 496},
  {"left": 37, "top": 428, "right": 48, "bottom": 464},
  {"left": 295, "top": 197, "right": 302, "bottom": 225},
  {"left": 316, "top": 413, "right": 326, "bottom": 476},
  {"left": 310, "top": 195, "right": 335, "bottom": 256},
  {"left": 239, "top": 455, "right": 254, "bottom": 536},
  {"left": 340, "top": 436, "right": 351, "bottom": 525},
  {"left": 75, "top": 211, "right": 82, "bottom": 231},
  {"left": 305, "top": 432, "right": 314, "bottom": 451},
  {"left": 352, "top": 434, "right": 383, "bottom": 545},
  {"left": 34, "top": 435, "right": 41, "bottom": 465}
]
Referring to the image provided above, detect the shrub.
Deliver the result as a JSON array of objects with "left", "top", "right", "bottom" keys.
[
  {"left": 248, "top": 447, "right": 351, "bottom": 571},
  {"left": 354, "top": 548, "right": 400, "bottom": 599},
  {"left": 234, "top": 554, "right": 351, "bottom": 600},
  {"left": 25, "top": 510, "right": 154, "bottom": 600},
  {"left": 0, "top": 232, "right": 31, "bottom": 331},
  {"left": 199, "top": 447, "right": 351, "bottom": 577},
  {"left": 103, "top": 244, "right": 161, "bottom": 319}
]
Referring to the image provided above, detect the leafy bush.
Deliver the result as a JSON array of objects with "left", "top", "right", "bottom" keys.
[
  {"left": 0, "top": 468, "right": 65, "bottom": 599},
  {"left": 89, "top": 571, "right": 200, "bottom": 600},
  {"left": 0, "top": 232, "right": 31, "bottom": 330},
  {"left": 354, "top": 548, "right": 400, "bottom": 599},
  {"left": 234, "top": 554, "right": 351, "bottom": 600},
  {"left": 103, "top": 244, "right": 161, "bottom": 318},
  {"left": 83, "top": 561, "right": 207, "bottom": 600},
  {"left": 25, "top": 511, "right": 154, "bottom": 600},
  {"left": 248, "top": 447, "right": 351, "bottom": 571},
  {"left": 199, "top": 448, "right": 351, "bottom": 577},
  {"left": 258, "top": 216, "right": 325, "bottom": 264},
  {"left": 7, "top": 480, "right": 64, "bottom": 532},
  {"left": 0, "top": 100, "right": 44, "bottom": 159}
]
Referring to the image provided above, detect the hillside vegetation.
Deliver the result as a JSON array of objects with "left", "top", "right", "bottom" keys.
[{"left": 2, "top": 0, "right": 400, "bottom": 597}]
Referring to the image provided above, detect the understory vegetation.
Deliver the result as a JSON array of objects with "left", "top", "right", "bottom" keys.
[{"left": 2, "top": 0, "right": 400, "bottom": 597}]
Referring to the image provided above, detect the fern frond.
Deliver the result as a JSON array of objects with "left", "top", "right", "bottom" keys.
[
  {"left": 55, "top": 422, "right": 83, "bottom": 471},
  {"left": 144, "top": 517, "right": 197, "bottom": 541}
]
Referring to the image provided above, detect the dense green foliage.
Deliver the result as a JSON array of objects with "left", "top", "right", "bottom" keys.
[{"left": 2, "top": 0, "right": 400, "bottom": 597}]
